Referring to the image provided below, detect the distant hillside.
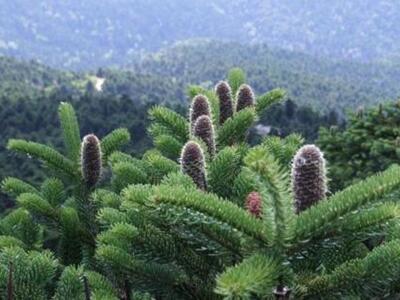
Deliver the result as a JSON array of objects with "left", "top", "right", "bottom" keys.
[
  {"left": 3, "top": 38, "right": 400, "bottom": 113},
  {"left": 0, "top": 56, "right": 183, "bottom": 106},
  {"left": 1, "top": 1, "right": 400, "bottom": 68},
  {"left": 130, "top": 41, "right": 400, "bottom": 112},
  {"left": 0, "top": 56, "right": 79, "bottom": 98}
]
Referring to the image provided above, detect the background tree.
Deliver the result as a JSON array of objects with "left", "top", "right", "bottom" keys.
[{"left": 318, "top": 100, "right": 400, "bottom": 191}]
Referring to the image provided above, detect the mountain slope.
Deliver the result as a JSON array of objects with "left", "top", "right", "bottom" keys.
[
  {"left": 1, "top": 1, "right": 400, "bottom": 68},
  {"left": 130, "top": 40, "right": 400, "bottom": 112},
  {"left": 0, "top": 56, "right": 79, "bottom": 98},
  {"left": 3, "top": 39, "right": 400, "bottom": 112}
]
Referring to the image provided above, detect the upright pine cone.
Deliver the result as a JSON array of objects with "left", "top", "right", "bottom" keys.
[
  {"left": 193, "top": 115, "right": 216, "bottom": 158},
  {"left": 215, "top": 81, "right": 233, "bottom": 125},
  {"left": 81, "top": 134, "right": 102, "bottom": 188},
  {"left": 180, "top": 141, "right": 207, "bottom": 190},
  {"left": 236, "top": 84, "right": 255, "bottom": 112},
  {"left": 292, "top": 145, "right": 327, "bottom": 213},
  {"left": 190, "top": 95, "right": 211, "bottom": 132},
  {"left": 245, "top": 192, "right": 262, "bottom": 218}
]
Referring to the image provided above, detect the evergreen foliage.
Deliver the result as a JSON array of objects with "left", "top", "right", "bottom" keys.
[
  {"left": 2, "top": 68, "right": 400, "bottom": 299},
  {"left": 318, "top": 100, "right": 400, "bottom": 191},
  {"left": 1, "top": 102, "right": 130, "bottom": 297}
]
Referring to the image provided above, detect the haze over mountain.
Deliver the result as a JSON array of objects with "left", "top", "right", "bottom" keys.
[
  {"left": 1, "top": 1, "right": 399, "bottom": 69},
  {"left": 3, "top": 40, "right": 400, "bottom": 112}
]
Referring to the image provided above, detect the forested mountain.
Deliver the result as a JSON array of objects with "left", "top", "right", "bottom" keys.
[
  {"left": 0, "top": 56, "right": 184, "bottom": 104},
  {"left": 4, "top": 40, "right": 400, "bottom": 113},
  {"left": 132, "top": 41, "right": 400, "bottom": 112},
  {"left": 1, "top": 1, "right": 400, "bottom": 68},
  {"left": 0, "top": 56, "right": 79, "bottom": 98}
]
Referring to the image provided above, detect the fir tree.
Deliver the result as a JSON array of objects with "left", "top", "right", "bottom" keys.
[{"left": 319, "top": 100, "right": 400, "bottom": 191}]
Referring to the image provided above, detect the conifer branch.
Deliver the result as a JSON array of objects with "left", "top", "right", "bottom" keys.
[
  {"left": 148, "top": 106, "right": 188, "bottom": 142},
  {"left": 7, "top": 139, "right": 77, "bottom": 177},
  {"left": 215, "top": 254, "right": 279, "bottom": 299},
  {"left": 59, "top": 102, "right": 81, "bottom": 163},
  {"left": 101, "top": 128, "right": 130, "bottom": 159},
  {"left": 294, "top": 165, "right": 400, "bottom": 243},
  {"left": 217, "top": 108, "right": 256, "bottom": 147},
  {"left": 244, "top": 146, "right": 295, "bottom": 247},
  {"left": 150, "top": 185, "right": 270, "bottom": 244},
  {"left": 2, "top": 177, "right": 39, "bottom": 198},
  {"left": 228, "top": 68, "right": 246, "bottom": 96},
  {"left": 255, "top": 89, "right": 286, "bottom": 116},
  {"left": 304, "top": 239, "right": 400, "bottom": 297}
]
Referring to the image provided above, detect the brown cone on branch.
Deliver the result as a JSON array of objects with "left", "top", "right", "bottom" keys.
[
  {"left": 236, "top": 84, "right": 255, "bottom": 112},
  {"left": 215, "top": 81, "right": 233, "bottom": 125},
  {"left": 291, "top": 145, "right": 327, "bottom": 213},
  {"left": 190, "top": 95, "right": 211, "bottom": 132},
  {"left": 81, "top": 134, "right": 102, "bottom": 188},
  {"left": 245, "top": 192, "right": 262, "bottom": 218},
  {"left": 193, "top": 115, "right": 216, "bottom": 159},
  {"left": 180, "top": 141, "right": 207, "bottom": 190}
]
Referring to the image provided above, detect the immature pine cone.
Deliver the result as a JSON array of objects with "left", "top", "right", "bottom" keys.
[
  {"left": 190, "top": 95, "right": 211, "bottom": 132},
  {"left": 81, "top": 134, "right": 102, "bottom": 188},
  {"left": 245, "top": 191, "right": 262, "bottom": 218},
  {"left": 236, "top": 84, "right": 255, "bottom": 112},
  {"left": 193, "top": 115, "right": 216, "bottom": 158},
  {"left": 180, "top": 141, "right": 207, "bottom": 190},
  {"left": 292, "top": 145, "right": 327, "bottom": 213},
  {"left": 215, "top": 81, "right": 233, "bottom": 125}
]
